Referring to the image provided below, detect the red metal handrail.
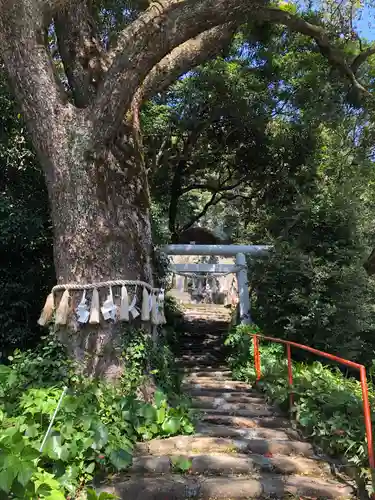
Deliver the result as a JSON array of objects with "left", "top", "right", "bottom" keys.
[{"left": 251, "top": 333, "right": 375, "bottom": 487}]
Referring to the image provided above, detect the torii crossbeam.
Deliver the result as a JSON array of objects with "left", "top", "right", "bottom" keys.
[{"left": 161, "top": 244, "right": 271, "bottom": 324}]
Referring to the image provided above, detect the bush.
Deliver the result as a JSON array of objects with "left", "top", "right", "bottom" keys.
[
  {"left": 0, "top": 329, "right": 194, "bottom": 498},
  {"left": 162, "top": 295, "right": 185, "bottom": 356},
  {"left": 250, "top": 195, "right": 375, "bottom": 364},
  {"left": 226, "top": 324, "right": 375, "bottom": 490}
]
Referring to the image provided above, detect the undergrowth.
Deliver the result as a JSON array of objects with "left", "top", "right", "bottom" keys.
[
  {"left": 0, "top": 327, "right": 194, "bottom": 499},
  {"left": 226, "top": 323, "right": 375, "bottom": 492}
]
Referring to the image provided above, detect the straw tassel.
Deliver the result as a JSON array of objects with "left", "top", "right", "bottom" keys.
[
  {"left": 37, "top": 292, "right": 55, "bottom": 326},
  {"left": 55, "top": 289, "right": 70, "bottom": 325},
  {"left": 89, "top": 288, "right": 100, "bottom": 324},
  {"left": 151, "top": 293, "right": 158, "bottom": 325},
  {"left": 119, "top": 285, "right": 129, "bottom": 322},
  {"left": 141, "top": 287, "right": 150, "bottom": 321}
]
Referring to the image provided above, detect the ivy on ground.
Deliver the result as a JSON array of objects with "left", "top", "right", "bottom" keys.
[{"left": 0, "top": 329, "right": 194, "bottom": 499}]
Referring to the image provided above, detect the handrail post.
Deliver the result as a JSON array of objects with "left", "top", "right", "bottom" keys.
[
  {"left": 286, "top": 344, "right": 294, "bottom": 410},
  {"left": 359, "top": 366, "right": 375, "bottom": 496},
  {"left": 251, "top": 331, "right": 375, "bottom": 492},
  {"left": 252, "top": 335, "right": 261, "bottom": 381}
]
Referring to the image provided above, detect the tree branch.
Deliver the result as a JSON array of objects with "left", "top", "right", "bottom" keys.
[
  {"left": 251, "top": 8, "right": 371, "bottom": 98},
  {"left": 181, "top": 176, "right": 246, "bottom": 195},
  {"left": 179, "top": 192, "right": 224, "bottom": 233},
  {"left": 91, "top": 0, "right": 374, "bottom": 147},
  {"left": 0, "top": 0, "right": 71, "bottom": 168},
  {"left": 134, "top": 23, "right": 235, "bottom": 105},
  {"left": 55, "top": 0, "right": 106, "bottom": 107},
  {"left": 351, "top": 45, "right": 375, "bottom": 74},
  {"left": 91, "top": 0, "right": 265, "bottom": 145}
]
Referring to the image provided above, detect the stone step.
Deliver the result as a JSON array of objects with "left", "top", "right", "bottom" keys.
[
  {"left": 181, "top": 331, "right": 226, "bottom": 337},
  {"left": 130, "top": 452, "right": 330, "bottom": 476},
  {"left": 178, "top": 358, "right": 224, "bottom": 368},
  {"left": 179, "top": 352, "right": 225, "bottom": 360},
  {"left": 180, "top": 343, "right": 224, "bottom": 350},
  {"left": 185, "top": 370, "right": 232, "bottom": 379},
  {"left": 193, "top": 406, "right": 276, "bottom": 418},
  {"left": 192, "top": 399, "right": 274, "bottom": 415},
  {"left": 183, "top": 385, "right": 257, "bottom": 395},
  {"left": 195, "top": 422, "right": 301, "bottom": 441},
  {"left": 103, "top": 473, "right": 353, "bottom": 499},
  {"left": 135, "top": 435, "right": 315, "bottom": 458},
  {"left": 182, "top": 323, "right": 229, "bottom": 329},
  {"left": 179, "top": 350, "right": 225, "bottom": 356},
  {"left": 179, "top": 346, "right": 224, "bottom": 352},
  {"left": 180, "top": 336, "right": 225, "bottom": 341},
  {"left": 182, "top": 379, "right": 255, "bottom": 391},
  {"left": 188, "top": 389, "right": 265, "bottom": 404},
  {"left": 200, "top": 413, "right": 292, "bottom": 429},
  {"left": 180, "top": 343, "right": 224, "bottom": 351},
  {"left": 182, "top": 366, "right": 228, "bottom": 373}
]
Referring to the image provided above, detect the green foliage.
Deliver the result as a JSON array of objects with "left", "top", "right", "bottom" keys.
[
  {"left": 249, "top": 162, "right": 375, "bottom": 362},
  {"left": 0, "top": 330, "right": 194, "bottom": 498},
  {"left": 171, "top": 455, "right": 192, "bottom": 473},
  {"left": 120, "top": 327, "right": 183, "bottom": 397},
  {"left": 0, "top": 71, "right": 53, "bottom": 354},
  {"left": 227, "top": 324, "right": 375, "bottom": 486},
  {"left": 85, "top": 489, "right": 118, "bottom": 500},
  {"left": 162, "top": 296, "right": 185, "bottom": 355}
]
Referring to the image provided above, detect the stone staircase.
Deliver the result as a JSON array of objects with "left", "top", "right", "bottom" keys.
[{"left": 105, "top": 304, "right": 355, "bottom": 499}]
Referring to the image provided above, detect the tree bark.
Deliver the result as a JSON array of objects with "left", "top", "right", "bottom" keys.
[
  {"left": 168, "top": 159, "right": 185, "bottom": 242},
  {"left": 48, "top": 120, "right": 153, "bottom": 378},
  {"left": 51, "top": 138, "right": 152, "bottom": 285}
]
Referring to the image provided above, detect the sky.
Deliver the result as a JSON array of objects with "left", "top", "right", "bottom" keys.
[{"left": 355, "top": 5, "right": 375, "bottom": 40}]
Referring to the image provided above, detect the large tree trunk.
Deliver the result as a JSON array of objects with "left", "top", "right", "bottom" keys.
[
  {"left": 47, "top": 121, "right": 153, "bottom": 378},
  {"left": 50, "top": 135, "right": 152, "bottom": 285}
]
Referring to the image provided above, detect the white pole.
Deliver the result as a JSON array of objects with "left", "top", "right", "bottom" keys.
[
  {"left": 39, "top": 386, "right": 68, "bottom": 453},
  {"left": 236, "top": 253, "right": 251, "bottom": 324}
]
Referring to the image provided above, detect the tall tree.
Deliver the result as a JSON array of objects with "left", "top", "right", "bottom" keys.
[{"left": 0, "top": 0, "right": 374, "bottom": 375}]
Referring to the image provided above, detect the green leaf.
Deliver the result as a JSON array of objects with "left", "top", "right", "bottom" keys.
[
  {"left": 86, "top": 489, "right": 98, "bottom": 500},
  {"left": 156, "top": 407, "right": 166, "bottom": 424},
  {"left": 44, "top": 490, "right": 66, "bottom": 500},
  {"left": 17, "top": 463, "right": 35, "bottom": 487},
  {"left": 58, "top": 444, "right": 70, "bottom": 462},
  {"left": 22, "top": 445, "right": 40, "bottom": 461},
  {"left": 86, "top": 462, "right": 96, "bottom": 474},
  {"left": 92, "top": 423, "right": 108, "bottom": 449},
  {"left": 0, "top": 467, "right": 16, "bottom": 493},
  {"left": 109, "top": 448, "right": 132, "bottom": 470},
  {"left": 0, "top": 365, "right": 11, "bottom": 375},
  {"left": 99, "top": 493, "right": 120, "bottom": 499},
  {"left": 44, "top": 435, "right": 63, "bottom": 460},
  {"left": 161, "top": 417, "right": 180, "bottom": 435},
  {"left": 181, "top": 422, "right": 195, "bottom": 434},
  {"left": 25, "top": 425, "right": 40, "bottom": 439},
  {"left": 154, "top": 389, "right": 166, "bottom": 408},
  {"left": 171, "top": 456, "right": 192, "bottom": 472},
  {"left": 137, "top": 403, "right": 156, "bottom": 421}
]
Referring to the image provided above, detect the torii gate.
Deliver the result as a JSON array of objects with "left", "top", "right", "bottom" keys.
[{"left": 161, "top": 244, "right": 271, "bottom": 324}]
